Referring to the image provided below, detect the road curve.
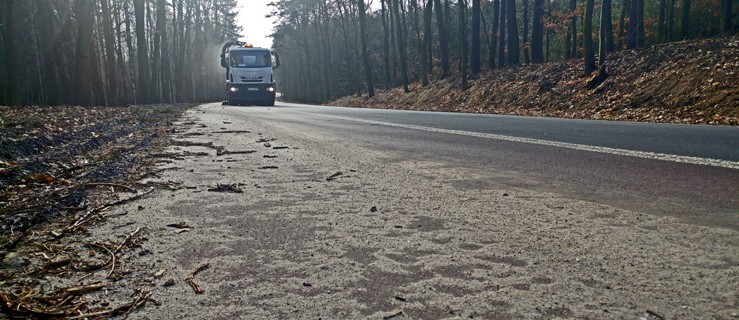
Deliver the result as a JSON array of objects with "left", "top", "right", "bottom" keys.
[{"left": 248, "top": 101, "right": 739, "bottom": 229}]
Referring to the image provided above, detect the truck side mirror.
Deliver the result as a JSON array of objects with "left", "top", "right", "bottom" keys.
[
  {"left": 274, "top": 53, "right": 280, "bottom": 68},
  {"left": 220, "top": 53, "right": 228, "bottom": 68}
]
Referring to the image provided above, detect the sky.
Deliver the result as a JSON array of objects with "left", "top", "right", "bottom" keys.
[
  {"left": 236, "top": 0, "right": 277, "bottom": 49},
  {"left": 236, "top": 0, "right": 383, "bottom": 49}
]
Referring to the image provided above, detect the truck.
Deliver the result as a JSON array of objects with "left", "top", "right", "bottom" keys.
[{"left": 220, "top": 41, "right": 279, "bottom": 106}]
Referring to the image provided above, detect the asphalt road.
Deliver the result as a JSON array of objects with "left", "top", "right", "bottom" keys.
[{"left": 223, "top": 102, "right": 739, "bottom": 229}]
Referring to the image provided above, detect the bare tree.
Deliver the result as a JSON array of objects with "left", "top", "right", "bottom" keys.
[
  {"left": 423, "top": 0, "right": 434, "bottom": 84},
  {"left": 100, "top": 0, "right": 119, "bottom": 105},
  {"left": 531, "top": 0, "right": 544, "bottom": 63},
  {"left": 723, "top": 0, "right": 734, "bottom": 35},
  {"left": 393, "top": 0, "right": 410, "bottom": 92},
  {"left": 460, "top": 0, "right": 468, "bottom": 89},
  {"left": 74, "top": 1, "right": 94, "bottom": 106},
  {"left": 471, "top": 0, "right": 481, "bottom": 75},
  {"left": 498, "top": 0, "right": 507, "bottom": 66},
  {"left": 434, "top": 0, "right": 451, "bottom": 78},
  {"left": 506, "top": 0, "right": 519, "bottom": 65},
  {"left": 583, "top": 0, "right": 596, "bottom": 74},
  {"left": 599, "top": 0, "right": 614, "bottom": 66},
  {"left": 681, "top": 0, "right": 691, "bottom": 39},
  {"left": 357, "top": 0, "right": 375, "bottom": 97}
]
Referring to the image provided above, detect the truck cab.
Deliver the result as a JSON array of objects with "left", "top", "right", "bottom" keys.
[{"left": 221, "top": 43, "right": 279, "bottom": 106}]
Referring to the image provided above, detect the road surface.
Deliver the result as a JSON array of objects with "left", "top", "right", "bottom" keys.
[
  {"left": 100, "top": 102, "right": 737, "bottom": 319},
  {"left": 251, "top": 101, "right": 739, "bottom": 229}
]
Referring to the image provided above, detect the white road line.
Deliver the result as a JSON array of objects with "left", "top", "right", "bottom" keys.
[{"left": 303, "top": 112, "right": 739, "bottom": 170}]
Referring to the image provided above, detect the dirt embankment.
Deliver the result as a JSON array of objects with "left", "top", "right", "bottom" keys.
[{"left": 331, "top": 37, "right": 739, "bottom": 125}]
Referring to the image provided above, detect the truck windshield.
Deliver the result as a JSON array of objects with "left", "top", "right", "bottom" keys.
[{"left": 230, "top": 51, "right": 271, "bottom": 68}]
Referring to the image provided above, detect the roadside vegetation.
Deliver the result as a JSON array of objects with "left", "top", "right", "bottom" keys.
[
  {"left": 270, "top": 0, "right": 737, "bottom": 125},
  {"left": 333, "top": 36, "right": 739, "bottom": 125}
]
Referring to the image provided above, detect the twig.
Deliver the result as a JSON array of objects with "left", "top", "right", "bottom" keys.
[
  {"left": 85, "top": 182, "right": 138, "bottom": 193},
  {"left": 113, "top": 227, "right": 141, "bottom": 254},
  {"left": 646, "top": 309, "right": 665, "bottom": 320},
  {"left": 66, "top": 290, "right": 152, "bottom": 320},
  {"left": 186, "top": 263, "right": 210, "bottom": 294},
  {"left": 68, "top": 188, "right": 153, "bottom": 231},
  {"left": 326, "top": 171, "right": 343, "bottom": 181},
  {"left": 93, "top": 244, "right": 117, "bottom": 278},
  {"left": 56, "top": 282, "right": 105, "bottom": 295}
]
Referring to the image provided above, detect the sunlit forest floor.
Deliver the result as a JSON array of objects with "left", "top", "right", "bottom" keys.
[{"left": 332, "top": 36, "right": 739, "bottom": 126}]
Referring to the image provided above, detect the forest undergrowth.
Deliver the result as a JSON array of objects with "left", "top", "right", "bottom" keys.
[{"left": 331, "top": 36, "right": 739, "bottom": 125}]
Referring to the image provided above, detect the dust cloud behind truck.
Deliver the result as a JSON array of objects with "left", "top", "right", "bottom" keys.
[{"left": 220, "top": 41, "right": 280, "bottom": 106}]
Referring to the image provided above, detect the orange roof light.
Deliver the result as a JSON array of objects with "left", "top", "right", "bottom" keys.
[{"left": 243, "top": 43, "right": 253, "bottom": 48}]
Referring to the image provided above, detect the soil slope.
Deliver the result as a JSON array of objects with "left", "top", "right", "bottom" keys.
[{"left": 331, "top": 37, "right": 739, "bottom": 125}]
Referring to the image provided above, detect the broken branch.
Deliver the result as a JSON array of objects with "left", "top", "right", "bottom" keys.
[
  {"left": 113, "top": 227, "right": 141, "bottom": 254},
  {"left": 186, "top": 263, "right": 210, "bottom": 294}
]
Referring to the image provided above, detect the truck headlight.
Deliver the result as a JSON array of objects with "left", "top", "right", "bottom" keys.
[
  {"left": 229, "top": 87, "right": 238, "bottom": 92},
  {"left": 267, "top": 86, "right": 275, "bottom": 92}
]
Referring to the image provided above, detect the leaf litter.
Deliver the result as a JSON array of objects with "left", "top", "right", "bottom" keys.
[{"left": 0, "top": 104, "right": 195, "bottom": 318}]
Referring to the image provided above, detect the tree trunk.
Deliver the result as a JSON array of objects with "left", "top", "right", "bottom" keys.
[
  {"left": 583, "top": 0, "right": 596, "bottom": 74},
  {"left": 490, "top": 0, "right": 500, "bottom": 68},
  {"left": 2, "top": 0, "right": 19, "bottom": 106},
  {"left": 74, "top": 0, "right": 94, "bottom": 106},
  {"left": 411, "top": 0, "right": 424, "bottom": 85},
  {"left": 636, "top": 0, "right": 645, "bottom": 47},
  {"left": 604, "top": 0, "right": 614, "bottom": 51},
  {"left": 459, "top": 0, "right": 468, "bottom": 89},
  {"left": 393, "top": 0, "right": 410, "bottom": 92},
  {"left": 35, "top": 0, "right": 62, "bottom": 105},
  {"left": 381, "top": 0, "right": 392, "bottom": 88},
  {"left": 156, "top": 0, "right": 171, "bottom": 102},
  {"left": 100, "top": 0, "right": 119, "bottom": 105},
  {"left": 388, "top": 0, "right": 397, "bottom": 84},
  {"left": 423, "top": 0, "right": 434, "bottom": 83},
  {"left": 618, "top": 0, "right": 628, "bottom": 48},
  {"left": 134, "top": 0, "right": 150, "bottom": 103},
  {"left": 498, "top": 0, "right": 507, "bottom": 66},
  {"left": 546, "top": 0, "right": 552, "bottom": 61},
  {"left": 627, "top": 0, "right": 638, "bottom": 48},
  {"left": 723, "top": 0, "right": 734, "bottom": 35},
  {"left": 667, "top": 0, "right": 676, "bottom": 41},
  {"left": 471, "top": 0, "right": 481, "bottom": 75},
  {"left": 681, "top": 0, "right": 691, "bottom": 39},
  {"left": 522, "top": 0, "right": 530, "bottom": 64},
  {"left": 445, "top": 0, "right": 455, "bottom": 57},
  {"left": 566, "top": 1, "right": 572, "bottom": 59},
  {"left": 658, "top": 0, "right": 667, "bottom": 42},
  {"left": 434, "top": 0, "right": 451, "bottom": 78},
  {"left": 358, "top": 0, "right": 375, "bottom": 97},
  {"left": 531, "top": 0, "right": 544, "bottom": 63},
  {"left": 506, "top": 0, "right": 519, "bottom": 65},
  {"left": 599, "top": 0, "right": 613, "bottom": 66},
  {"left": 570, "top": 0, "right": 578, "bottom": 59}
]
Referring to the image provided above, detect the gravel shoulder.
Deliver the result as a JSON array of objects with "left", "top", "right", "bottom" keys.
[{"left": 87, "top": 103, "right": 739, "bottom": 319}]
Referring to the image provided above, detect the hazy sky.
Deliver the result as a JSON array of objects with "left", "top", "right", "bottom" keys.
[
  {"left": 236, "top": 0, "right": 277, "bottom": 48},
  {"left": 236, "top": 0, "right": 382, "bottom": 49}
]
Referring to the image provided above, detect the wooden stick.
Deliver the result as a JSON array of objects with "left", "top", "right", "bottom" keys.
[
  {"left": 94, "top": 244, "right": 117, "bottom": 278},
  {"left": 186, "top": 263, "right": 210, "bottom": 294},
  {"left": 646, "top": 310, "right": 665, "bottom": 320},
  {"left": 57, "top": 282, "right": 105, "bottom": 295},
  {"left": 85, "top": 182, "right": 138, "bottom": 193},
  {"left": 68, "top": 189, "right": 153, "bottom": 231},
  {"left": 113, "top": 228, "right": 141, "bottom": 254}
]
